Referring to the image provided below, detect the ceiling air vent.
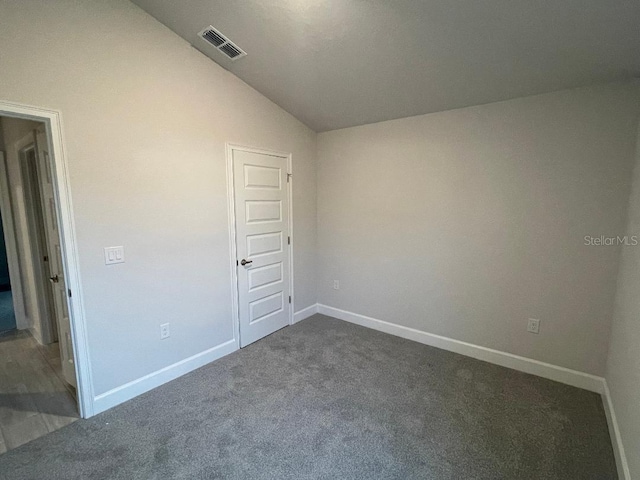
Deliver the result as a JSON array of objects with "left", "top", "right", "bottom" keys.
[
  {"left": 198, "top": 26, "right": 247, "bottom": 61},
  {"left": 202, "top": 28, "right": 226, "bottom": 47}
]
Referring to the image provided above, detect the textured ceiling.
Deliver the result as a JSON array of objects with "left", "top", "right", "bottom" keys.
[{"left": 131, "top": 0, "right": 640, "bottom": 132}]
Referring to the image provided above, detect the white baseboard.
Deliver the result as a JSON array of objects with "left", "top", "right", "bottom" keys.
[
  {"left": 92, "top": 339, "right": 237, "bottom": 415},
  {"left": 92, "top": 303, "right": 319, "bottom": 415},
  {"left": 28, "top": 325, "right": 44, "bottom": 345},
  {"left": 318, "top": 304, "right": 631, "bottom": 477},
  {"left": 317, "top": 304, "right": 605, "bottom": 394},
  {"left": 602, "top": 382, "right": 630, "bottom": 480},
  {"left": 293, "top": 303, "right": 319, "bottom": 324},
  {"left": 88, "top": 303, "right": 628, "bottom": 477}
]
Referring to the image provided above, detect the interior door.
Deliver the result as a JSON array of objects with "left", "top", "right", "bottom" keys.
[
  {"left": 233, "top": 148, "right": 290, "bottom": 347},
  {"left": 21, "top": 145, "right": 57, "bottom": 344},
  {"left": 35, "top": 127, "right": 76, "bottom": 388}
]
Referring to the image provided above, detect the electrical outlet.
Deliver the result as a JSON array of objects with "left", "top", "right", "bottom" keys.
[
  {"left": 160, "top": 323, "right": 170, "bottom": 339},
  {"left": 527, "top": 318, "right": 540, "bottom": 334},
  {"left": 333, "top": 280, "right": 340, "bottom": 290}
]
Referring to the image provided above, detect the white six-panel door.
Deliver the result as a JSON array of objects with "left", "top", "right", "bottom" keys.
[{"left": 232, "top": 148, "right": 291, "bottom": 347}]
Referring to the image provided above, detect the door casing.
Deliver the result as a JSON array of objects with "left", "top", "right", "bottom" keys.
[
  {"left": 0, "top": 100, "right": 94, "bottom": 418},
  {"left": 225, "top": 143, "right": 295, "bottom": 349}
]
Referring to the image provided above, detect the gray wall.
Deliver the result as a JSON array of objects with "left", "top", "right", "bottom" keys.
[
  {"left": 0, "top": 0, "right": 317, "bottom": 397},
  {"left": 317, "top": 82, "right": 640, "bottom": 375},
  {"left": 606, "top": 122, "right": 640, "bottom": 478}
]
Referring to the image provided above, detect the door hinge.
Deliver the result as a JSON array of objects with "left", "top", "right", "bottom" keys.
[
  {"left": 288, "top": 236, "right": 290, "bottom": 245},
  {"left": 236, "top": 260, "right": 239, "bottom": 266},
  {"left": 287, "top": 173, "right": 292, "bottom": 183},
  {"left": 68, "top": 289, "right": 72, "bottom": 298},
  {"left": 288, "top": 296, "right": 291, "bottom": 304},
  {"left": 43, "top": 255, "right": 48, "bottom": 262}
]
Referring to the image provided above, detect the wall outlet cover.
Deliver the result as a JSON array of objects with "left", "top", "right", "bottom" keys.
[
  {"left": 527, "top": 318, "right": 540, "bottom": 334},
  {"left": 160, "top": 323, "right": 170, "bottom": 339}
]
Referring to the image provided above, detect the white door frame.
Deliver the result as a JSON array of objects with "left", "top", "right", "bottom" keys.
[
  {"left": 0, "top": 100, "right": 94, "bottom": 418},
  {"left": 225, "top": 143, "right": 294, "bottom": 349}
]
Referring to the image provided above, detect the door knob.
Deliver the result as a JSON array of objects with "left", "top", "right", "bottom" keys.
[
  {"left": 49, "top": 274, "right": 59, "bottom": 283},
  {"left": 240, "top": 259, "right": 252, "bottom": 266}
]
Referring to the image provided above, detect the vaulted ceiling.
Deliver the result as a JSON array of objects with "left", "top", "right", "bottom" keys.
[{"left": 132, "top": 0, "right": 640, "bottom": 132}]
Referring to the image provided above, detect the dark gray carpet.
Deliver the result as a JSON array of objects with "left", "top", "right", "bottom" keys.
[{"left": 0, "top": 314, "right": 617, "bottom": 479}]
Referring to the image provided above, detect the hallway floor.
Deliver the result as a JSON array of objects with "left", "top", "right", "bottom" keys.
[{"left": 0, "top": 330, "right": 78, "bottom": 453}]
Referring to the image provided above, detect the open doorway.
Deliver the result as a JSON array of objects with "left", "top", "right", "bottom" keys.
[
  {"left": 0, "top": 210, "right": 16, "bottom": 333},
  {"left": 0, "top": 116, "right": 78, "bottom": 453}
]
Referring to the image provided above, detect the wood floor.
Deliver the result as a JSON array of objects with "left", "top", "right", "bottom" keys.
[{"left": 0, "top": 329, "right": 78, "bottom": 454}]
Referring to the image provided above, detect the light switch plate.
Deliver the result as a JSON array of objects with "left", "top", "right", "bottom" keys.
[{"left": 104, "top": 246, "right": 125, "bottom": 265}]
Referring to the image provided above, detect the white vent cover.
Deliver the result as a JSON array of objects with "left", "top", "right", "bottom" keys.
[{"left": 198, "top": 26, "right": 247, "bottom": 61}]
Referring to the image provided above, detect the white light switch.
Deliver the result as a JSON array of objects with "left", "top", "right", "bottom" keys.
[{"left": 104, "top": 246, "right": 125, "bottom": 265}]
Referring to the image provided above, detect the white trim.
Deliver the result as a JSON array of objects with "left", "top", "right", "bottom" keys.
[
  {"left": 225, "top": 144, "right": 241, "bottom": 350},
  {"left": 225, "top": 143, "right": 294, "bottom": 348},
  {"left": 286, "top": 153, "right": 295, "bottom": 325},
  {"left": 602, "top": 381, "right": 631, "bottom": 480},
  {"left": 317, "top": 304, "right": 606, "bottom": 393},
  {"left": 0, "top": 100, "right": 94, "bottom": 418},
  {"left": 93, "top": 339, "right": 237, "bottom": 415},
  {"left": 293, "top": 303, "right": 318, "bottom": 324}
]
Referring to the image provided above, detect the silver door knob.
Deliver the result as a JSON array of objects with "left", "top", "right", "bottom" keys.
[
  {"left": 49, "top": 274, "right": 59, "bottom": 283},
  {"left": 240, "top": 259, "right": 252, "bottom": 266}
]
